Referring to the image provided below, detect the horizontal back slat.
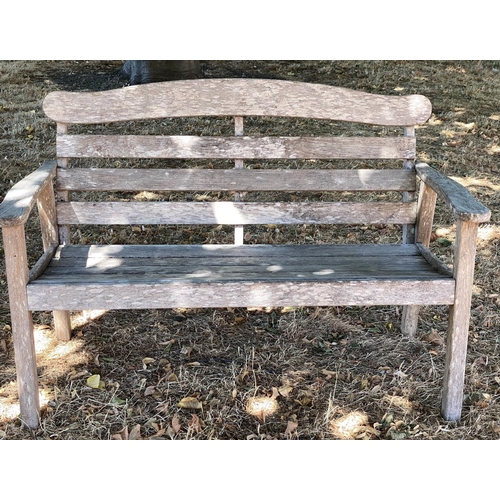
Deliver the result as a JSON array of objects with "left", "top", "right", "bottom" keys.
[
  {"left": 56, "top": 201, "right": 417, "bottom": 226},
  {"left": 43, "top": 79, "right": 432, "bottom": 126},
  {"left": 57, "top": 168, "right": 417, "bottom": 192},
  {"left": 56, "top": 135, "right": 416, "bottom": 160}
]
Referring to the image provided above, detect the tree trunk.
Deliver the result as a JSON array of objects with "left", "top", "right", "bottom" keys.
[{"left": 122, "top": 61, "right": 202, "bottom": 85}]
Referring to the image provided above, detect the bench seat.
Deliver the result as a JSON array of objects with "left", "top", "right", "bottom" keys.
[{"left": 27, "top": 243, "right": 455, "bottom": 310}]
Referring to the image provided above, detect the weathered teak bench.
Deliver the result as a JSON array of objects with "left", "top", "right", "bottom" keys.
[{"left": 0, "top": 79, "right": 490, "bottom": 429}]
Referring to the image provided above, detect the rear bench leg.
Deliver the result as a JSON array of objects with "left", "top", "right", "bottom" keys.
[
  {"left": 441, "top": 220, "right": 478, "bottom": 421},
  {"left": 53, "top": 310, "right": 72, "bottom": 341},
  {"left": 401, "top": 305, "right": 419, "bottom": 337}
]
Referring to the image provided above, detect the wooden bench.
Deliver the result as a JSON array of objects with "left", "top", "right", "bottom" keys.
[{"left": 0, "top": 79, "right": 490, "bottom": 429}]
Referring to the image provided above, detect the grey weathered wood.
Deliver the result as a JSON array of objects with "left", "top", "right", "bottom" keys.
[
  {"left": 415, "top": 180, "right": 438, "bottom": 245},
  {"left": 0, "top": 160, "right": 57, "bottom": 227},
  {"left": 56, "top": 123, "right": 71, "bottom": 245},
  {"left": 441, "top": 220, "right": 479, "bottom": 421},
  {"left": 56, "top": 201, "right": 417, "bottom": 226},
  {"left": 416, "top": 163, "right": 491, "bottom": 222},
  {"left": 27, "top": 279, "right": 455, "bottom": 311},
  {"left": 56, "top": 135, "right": 417, "bottom": 160},
  {"left": 2, "top": 78, "right": 489, "bottom": 427},
  {"left": 401, "top": 306, "right": 420, "bottom": 337},
  {"left": 402, "top": 170, "right": 436, "bottom": 337},
  {"left": 402, "top": 126, "right": 416, "bottom": 245},
  {"left": 233, "top": 117, "right": 245, "bottom": 245},
  {"left": 28, "top": 243, "right": 455, "bottom": 311},
  {"left": 56, "top": 168, "right": 417, "bottom": 193},
  {"left": 43, "top": 79, "right": 433, "bottom": 126},
  {"left": 36, "top": 180, "right": 58, "bottom": 251},
  {"left": 52, "top": 310, "right": 72, "bottom": 342},
  {"left": 51, "top": 243, "right": 424, "bottom": 259},
  {"left": 28, "top": 243, "right": 58, "bottom": 282},
  {"left": 40, "top": 254, "right": 446, "bottom": 280},
  {"left": 416, "top": 243, "right": 453, "bottom": 277},
  {"left": 2, "top": 225, "right": 40, "bottom": 429}
]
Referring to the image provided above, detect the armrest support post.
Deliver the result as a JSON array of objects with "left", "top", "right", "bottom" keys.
[{"left": 415, "top": 180, "right": 438, "bottom": 246}]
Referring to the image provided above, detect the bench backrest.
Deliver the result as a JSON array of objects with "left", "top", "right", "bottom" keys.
[{"left": 42, "top": 79, "right": 432, "bottom": 245}]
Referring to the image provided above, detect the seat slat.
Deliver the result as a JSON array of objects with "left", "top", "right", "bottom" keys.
[
  {"left": 56, "top": 135, "right": 416, "bottom": 160},
  {"left": 53, "top": 243, "right": 423, "bottom": 259},
  {"left": 43, "top": 255, "right": 437, "bottom": 276},
  {"left": 57, "top": 168, "right": 417, "bottom": 192},
  {"left": 56, "top": 201, "right": 417, "bottom": 226},
  {"left": 27, "top": 280, "right": 455, "bottom": 310}
]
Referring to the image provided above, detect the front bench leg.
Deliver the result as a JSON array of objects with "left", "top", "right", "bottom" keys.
[
  {"left": 2, "top": 225, "right": 40, "bottom": 429},
  {"left": 441, "top": 219, "right": 479, "bottom": 421}
]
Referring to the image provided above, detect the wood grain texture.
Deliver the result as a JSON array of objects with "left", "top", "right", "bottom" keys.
[
  {"left": 55, "top": 201, "right": 418, "bottom": 226},
  {"left": 2, "top": 225, "right": 40, "bottom": 429},
  {"left": 43, "top": 79, "right": 433, "bottom": 126},
  {"left": 27, "top": 279, "right": 455, "bottom": 311},
  {"left": 415, "top": 180, "right": 438, "bottom": 245},
  {"left": 416, "top": 163, "right": 491, "bottom": 222},
  {"left": 27, "top": 243, "right": 455, "bottom": 310},
  {"left": 36, "top": 179, "right": 58, "bottom": 251},
  {"left": 0, "top": 160, "right": 57, "bottom": 227},
  {"left": 56, "top": 168, "right": 417, "bottom": 192},
  {"left": 441, "top": 220, "right": 479, "bottom": 421},
  {"left": 56, "top": 135, "right": 417, "bottom": 160}
]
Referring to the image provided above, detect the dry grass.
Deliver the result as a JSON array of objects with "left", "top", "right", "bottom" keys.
[{"left": 1, "top": 60, "right": 499, "bottom": 440}]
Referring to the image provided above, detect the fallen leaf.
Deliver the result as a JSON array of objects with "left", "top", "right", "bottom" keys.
[
  {"left": 86, "top": 374, "right": 105, "bottom": 390},
  {"left": 172, "top": 415, "right": 181, "bottom": 434},
  {"left": 142, "top": 357, "right": 156, "bottom": 368},
  {"left": 188, "top": 414, "right": 201, "bottom": 433},
  {"left": 321, "top": 369, "right": 336, "bottom": 380},
  {"left": 178, "top": 396, "right": 202, "bottom": 410},
  {"left": 144, "top": 386, "right": 156, "bottom": 396},
  {"left": 129, "top": 424, "right": 142, "bottom": 440},
  {"left": 236, "top": 370, "right": 249, "bottom": 384},
  {"left": 284, "top": 420, "right": 298, "bottom": 436},
  {"left": 150, "top": 428, "right": 166, "bottom": 438},
  {"left": 112, "top": 424, "right": 141, "bottom": 440},
  {"left": 278, "top": 384, "right": 294, "bottom": 397},
  {"left": 112, "top": 426, "right": 129, "bottom": 440},
  {"left": 425, "top": 329, "right": 444, "bottom": 346}
]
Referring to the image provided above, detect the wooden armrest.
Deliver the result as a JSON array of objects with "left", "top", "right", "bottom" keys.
[
  {"left": 0, "top": 160, "right": 57, "bottom": 227},
  {"left": 416, "top": 163, "right": 491, "bottom": 223}
]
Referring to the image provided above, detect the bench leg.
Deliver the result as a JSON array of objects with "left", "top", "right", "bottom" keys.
[
  {"left": 441, "top": 220, "right": 478, "bottom": 421},
  {"left": 441, "top": 304, "right": 470, "bottom": 421},
  {"left": 401, "top": 305, "right": 420, "bottom": 337},
  {"left": 3, "top": 225, "right": 40, "bottom": 429},
  {"left": 53, "top": 310, "right": 72, "bottom": 341},
  {"left": 11, "top": 309, "right": 40, "bottom": 429}
]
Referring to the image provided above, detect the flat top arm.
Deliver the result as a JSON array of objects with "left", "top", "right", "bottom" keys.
[
  {"left": 416, "top": 163, "right": 491, "bottom": 223},
  {"left": 0, "top": 160, "right": 57, "bottom": 227}
]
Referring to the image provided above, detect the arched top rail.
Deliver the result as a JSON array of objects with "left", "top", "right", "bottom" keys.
[{"left": 43, "top": 78, "right": 432, "bottom": 126}]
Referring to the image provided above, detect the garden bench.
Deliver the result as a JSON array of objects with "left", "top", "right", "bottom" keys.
[{"left": 0, "top": 78, "right": 490, "bottom": 429}]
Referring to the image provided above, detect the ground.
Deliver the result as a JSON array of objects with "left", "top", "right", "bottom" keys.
[{"left": 0, "top": 60, "right": 499, "bottom": 440}]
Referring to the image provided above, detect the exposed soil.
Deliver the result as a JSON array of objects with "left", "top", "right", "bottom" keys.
[{"left": 1, "top": 60, "right": 499, "bottom": 440}]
